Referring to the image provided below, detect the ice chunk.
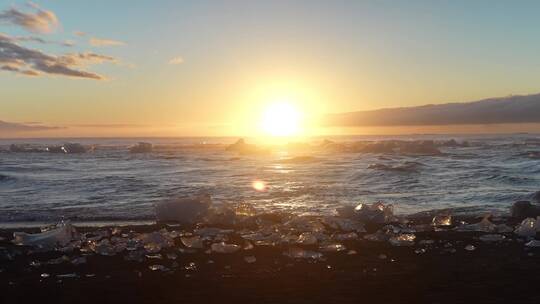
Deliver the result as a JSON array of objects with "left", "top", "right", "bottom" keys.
[
  {"left": 284, "top": 216, "right": 326, "bottom": 232},
  {"left": 353, "top": 202, "right": 394, "bottom": 223},
  {"left": 455, "top": 216, "right": 497, "bottom": 232},
  {"left": 135, "top": 231, "right": 175, "bottom": 253},
  {"left": 479, "top": 234, "right": 506, "bottom": 242},
  {"left": 70, "top": 256, "right": 87, "bottom": 265},
  {"left": 514, "top": 217, "right": 539, "bottom": 237},
  {"left": 283, "top": 247, "right": 323, "bottom": 260},
  {"left": 56, "top": 273, "right": 78, "bottom": 279},
  {"left": 148, "top": 265, "right": 169, "bottom": 272},
  {"left": 464, "top": 244, "right": 476, "bottom": 251},
  {"left": 333, "top": 232, "right": 358, "bottom": 241},
  {"left": 184, "top": 262, "right": 197, "bottom": 271},
  {"left": 155, "top": 195, "right": 212, "bottom": 224},
  {"left": 47, "top": 255, "right": 70, "bottom": 265},
  {"left": 90, "top": 239, "right": 119, "bottom": 256},
  {"left": 244, "top": 256, "right": 257, "bottom": 263},
  {"left": 296, "top": 232, "right": 318, "bottom": 245},
  {"left": 525, "top": 240, "right": 540, "bottom": 247},
  {"left": 181, "top": 236, "right": 204, "bottom": 249},
  {"left": 496, "top": 224, "right": 514, "bottom": 233},
  {"left": 12, "top": 222, "right": 78, "bottom": 249},
  {"left": 211, "top": 242, "right": 240, "bottom": 253},
  {"left": 432, "top": 215, "right": 452, "bottom": 226},
  {"left": 363, "top": 231, "right": 390, "bottom": 242},
  {"left": 319, "top": 242, "right": 346, "bottom": 252},
  {"left": 322, "top": 217, "right": 366, "bottom": 232},
  {"left": 388, "top": 234, "right": 416, "bottom": 246}
]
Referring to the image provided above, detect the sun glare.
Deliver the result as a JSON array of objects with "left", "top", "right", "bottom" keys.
[
  {"left": 252, "top": 180, "right": 267, "bottom": 191},
  {"left": 260, "top": 102, "right": 302, "bottom": 137}
]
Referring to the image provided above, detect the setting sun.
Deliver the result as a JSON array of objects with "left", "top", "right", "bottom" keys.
[{"left": 260, "top": 102, "right": 302, "bottom": 137}]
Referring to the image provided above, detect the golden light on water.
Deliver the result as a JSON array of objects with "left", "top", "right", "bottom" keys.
[{"left": 252, "top": 180, "right": 267, "bottom": 191}]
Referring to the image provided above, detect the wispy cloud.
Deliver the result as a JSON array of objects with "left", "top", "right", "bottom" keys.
[
  {"left": 72, "top": 123, "right": 146, "bottom": 128},
  {"left": 89, "top": 37, "right": 126, "bottom": 47},
  {"left": 11, "top": 35, "right": 74, "bottom": 47},
  {"left": 0, "top": 2, "right": 59, "bottom": 34},
  {"left": 0, "top": 33, "right": 115, "bottom": 80},
  {"left": 73, "top": 31, "right": 86, "bottom": 37},
  {"left": 168, "top": 56, "right": 184, "bottom": 65},
  {"left": 0, "top": 120, "right": 62, "bottom": 131}
]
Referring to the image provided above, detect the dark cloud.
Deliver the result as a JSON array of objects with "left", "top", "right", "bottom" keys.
[
  {"left": 0, "top": 120, "right": 62, "bottom": 132},
  {"left": 0, "top": 3, "right": 59, "bottom": 34},
  {"left": 325, "top": 94, "right": 540, "bottom": 127},
  {"left": 0, "top": 33, "right": 115, "bottom": 79}
]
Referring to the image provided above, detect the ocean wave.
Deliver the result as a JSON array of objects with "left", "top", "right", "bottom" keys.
[
  {"left": 279, "top": 156, "right": 319, "bottom": 164},
  {"left": 0, "top": 174, "right": 15, "bottom": 183},
  {"left": 367, "top": 161, "right": 423, "bottom": 173}
]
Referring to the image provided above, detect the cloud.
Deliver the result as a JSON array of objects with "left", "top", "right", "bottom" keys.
[
  {"left": 72, "top": 123, "right": 146, "bottom": 128},
  {"left": 0, "top": 120, "right": 61, "bottom": 132},
  {"left": 168, "top": 56, "right": 184, "bottom": 65},
  {"left": 0, "top": 3, "right": 59, "bottom": 34},
  {"left": 11, "top": 35, "right": 74, "bottom": 47},
  {"left": 89, "top": 37, "right": 126, "bottom": 47},
  {"left": 0, "top": 33, "right": 115, "bottom": 80}
]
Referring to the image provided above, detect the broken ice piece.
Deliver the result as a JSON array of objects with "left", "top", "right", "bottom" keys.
[
  {"left": 296, "top": 232, "right": 318, "bottom": 245},
  {"left": 283, "top": 247, "right": 324, "bottom": 260},
  {"left": 388, "top": 234, "right": 416, "bottom": 246},
  {"left": 478, "top": 234, "right": 505, "bottom": 242},
  {"left": 432, "top": 215, "right": 452, "bottom": 226},
  {"left": 514, "top": 217, "right": 539, "bottom": 237},
  {"left": 166, "top": 253, "right": 178, "bottom": 260},
  {"left": 13, "top": 222, "right": 78, "bottom": 249},
  {"left": 70, "top": 256, "right": 87, "bottom": 265},
  {"left": 319, "top": 243, "right": 346, "bottom": 252},
  {"left": 56, "top": 273, "right": 78, "bottom": 279},
  {"left": 464, "top": 244, "right": 476, "bottom": 251},
  {"left": 180, "top": 236, "right": 204, "bottom": 249},
  {"left": 244, "top": 256, "right": 257, "bottom": 263},
  {"left": 211, "top": 242, "right": 240, "bottom": 253},
  {"left": 184, "top": 262, "right": 197, "bottom": 271},
  {"left": 243, "top": 242, "right": 254, "bottom": 250},
  {"left": 148, "top": 264, "right": 169, "bottom": 271},
  {"left": 525, "top": 240, "right": 540, "bottom": 247}
]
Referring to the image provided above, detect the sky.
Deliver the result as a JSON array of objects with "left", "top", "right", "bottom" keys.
[{"left": 2, "top": 0, "right": 540, "bottom": 137}]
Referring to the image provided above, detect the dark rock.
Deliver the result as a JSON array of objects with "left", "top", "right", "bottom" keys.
[{"left": 511, "top": 201, "right": 540, "bottom": 219}]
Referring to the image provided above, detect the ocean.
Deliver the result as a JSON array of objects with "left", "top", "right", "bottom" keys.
[{"left": 1, "top": 135, "right": 539, "bottom": 227}]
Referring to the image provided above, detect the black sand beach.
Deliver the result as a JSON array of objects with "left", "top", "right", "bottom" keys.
[{"left": 1, "top": 216, "right": 539, "bottom": 304}]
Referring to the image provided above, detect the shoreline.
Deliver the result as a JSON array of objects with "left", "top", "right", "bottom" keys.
[{"left": 1, "top": 212, "right": 539, "bottom": 303}]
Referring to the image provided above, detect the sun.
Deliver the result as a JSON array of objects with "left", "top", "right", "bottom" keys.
[{"left": 260, "top": 101, "right": 302, "bottom": 137}]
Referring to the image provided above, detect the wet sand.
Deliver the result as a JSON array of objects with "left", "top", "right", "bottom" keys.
[{"left": 1, "top": 220, "right": 539, "bottom": 304}]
